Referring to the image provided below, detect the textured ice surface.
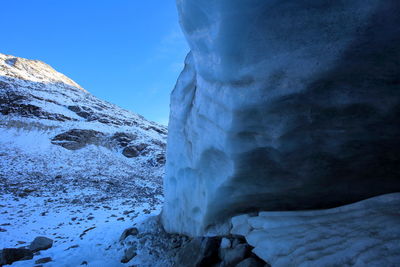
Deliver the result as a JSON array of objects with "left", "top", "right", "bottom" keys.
[
  {"left": 163, "top": 0, "right": 400, "bottom": 235},
  {"left": 231, "top": 193, "right": 400, "bottom": 266}
]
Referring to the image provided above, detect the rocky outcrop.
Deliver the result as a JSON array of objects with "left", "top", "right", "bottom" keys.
[
  {"left": 0, "top": 236, "right": 53, "bottom": 266},
  {"left": 50, "top": 129, "right": 164, "bottom": 162},
  {"left": 163, "top": 0, "right": 400, "bottom": 235},
  {"left": 118, "top": 216, "right": 267, "bottom": 267},
  {"left": 0, "top": 92, "right": 76, "bottom": 121},
  {"left": 0, "top": 52, "right": 167, "bottom": 168},
  {"left": 0, "top": 248, "right": 33, "bottom": 265},
  {"left": 0, "top": 53, "right": 167, "bottom": 134},
  {"left": 51, "top": 129, "right": 105, "bottom": 150}
]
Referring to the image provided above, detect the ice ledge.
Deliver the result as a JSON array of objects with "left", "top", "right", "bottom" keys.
[{"left": 231, "top": 193, "right": 400, "bottom": 266}]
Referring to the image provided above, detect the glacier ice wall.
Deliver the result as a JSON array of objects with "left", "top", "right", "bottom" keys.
[{"left": 162, "top": 0, "right": 400, "bottom": 235}]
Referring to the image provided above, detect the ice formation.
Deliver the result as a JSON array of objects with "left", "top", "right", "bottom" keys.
[
  {"left": 163, "top": 0, "right": 400, "bottom": 235},
  {"left": 231, "top": 193, "right": 400, "bottom": 266}
]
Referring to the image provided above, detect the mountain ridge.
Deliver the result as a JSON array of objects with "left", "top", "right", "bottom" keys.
[{"left": 0, "top": 52, "right": 169, "bottom": 265}]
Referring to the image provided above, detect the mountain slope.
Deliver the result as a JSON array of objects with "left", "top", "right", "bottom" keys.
[{"left": 0, "top": 53, "right": 168, "bottom": 266}]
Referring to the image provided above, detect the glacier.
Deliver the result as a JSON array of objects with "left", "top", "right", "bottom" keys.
[
  {"left": 231, "top": 193, "right": 400, "bottom": 266},
  {"left": 162, "top": 0, "right": 400, "bottom": 236}
]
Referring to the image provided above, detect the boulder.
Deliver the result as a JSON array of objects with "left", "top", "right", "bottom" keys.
[
  {"left": 122, "top": 146, "right": 140, "bottom": 158},
  {"left": 174, "top": 237, "right": 221, "bottom": 267},
  {"left": 111, "top": 132, "right": 137, "bottom": 147},
  {"left": 121, "top": 246, "right": 137, "bottom": 263},
  {"left": 51, "top": 129, "right": 104, "bottom": 150},
  {"left": 119, "top": 227, "right": 139, "bottom": 242},
  {"left": 0, "top": 248, "right": 33, "bottom": 265},
  {"left": 29, "top": 236, "right": 53, "bottom": 252}
]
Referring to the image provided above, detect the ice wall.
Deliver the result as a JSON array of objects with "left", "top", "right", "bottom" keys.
[{"left": 162, "top": 0, "right": 400, "bottom": 236}]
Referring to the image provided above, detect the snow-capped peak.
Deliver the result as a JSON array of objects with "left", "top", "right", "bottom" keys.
[{"left": 0, "top": 53, "right": 86, "bottom": 92}]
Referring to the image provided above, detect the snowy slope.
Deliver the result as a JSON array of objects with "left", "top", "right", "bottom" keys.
[{"left": 0, "top": 53, "right": 168, "bottom": 266}]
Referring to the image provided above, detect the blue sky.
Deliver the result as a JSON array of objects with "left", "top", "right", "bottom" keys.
[{"left": 1, "top": 0, "right": 189, "bottom": 125}]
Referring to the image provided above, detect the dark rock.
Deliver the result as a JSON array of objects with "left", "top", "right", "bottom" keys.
[
  {"left": 71, "top": 199, "right": 82, "bottom": 204},
  {"left": 143, "top": 209, "right": 151, "bottom": 214},
  {"left": 122, "top": 146, "right": 140, "bottom": 158},
  {"left": 79, "top": 227, "right": 96, "bottom": 239},
  {"left": 0, "top": 97, "right": 75, "bottom": 121},
  {"left": 123, "top": 210, "right": 135, "bottom": 215},
  {"left": 148, "top": 125, "right": 167, "bottom": 135},
  {"left": 81, "top": 260, "right": 88, "bottom": 265},
  {"left": 35, "top": 257, "right": 52, "bottom": 264},
  {"left": 0, "top": 80, "right": 11, "bottom": 89},
  {"left": 220, "top": 243, "right": 251, "bottom": 267},
  {"left": 156, "top": 153, "right": 166, "bottom": 165},
  {"left": 121, "top": 246, "right": 137, "bottom": 263},
  {"left": 111, "top": 132, "right": 137, "bottom": 147},
  {"left": 174, "top": 237, "right": 221, "bottom": 267},
  {"left": 152, "top": 139, "right": 167, "bottom": 149},
  {"left": 23, "top": 188, "right": 35, "bottom": 193},
  {"left": 235, "top": 257, "right": 267, "bottom": 267},
  {"left": 135, "top": 143, "right": 148, "bottom": 152},
  {"left": 1, "top": 248, "right": 33, "bottom": 265},
  {"left": 5, "top": 58, "right": 17, "bottom": 66},
  {"left": 51, "top": 129, "right": 104, "bottom": 150},
  {"left": 65, "top": 244, "right": 79, "bottom": 251},
  {"left": 171, "top": 236, "right": 183, "bottom": 249},
  {"left": 67, "top": 106, "right": 93, "bottom": 119},
  {"left": 29, "top": 236, "right": 53, "bottom": 252},
  {"left": 119, "top": 227, "right": 139, "bottom": 242}
]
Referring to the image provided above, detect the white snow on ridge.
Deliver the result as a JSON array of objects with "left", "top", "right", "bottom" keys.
[
  {"left": 0, "top": 52, "right": 167, "bottom": 137},
  {"left": 0, "top": 53, "right": 86, "bottom": 92}
]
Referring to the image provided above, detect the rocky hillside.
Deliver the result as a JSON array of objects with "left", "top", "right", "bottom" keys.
[
  {"left": 0, "top": 53, "right": 168, "bottom": 266},
  {"left": 0, "top": 52, "right": 167, "bottom": 188}
]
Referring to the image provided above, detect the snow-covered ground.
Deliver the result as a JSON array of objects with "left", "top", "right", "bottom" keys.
[
  {"left": 1, "top": 193, "right": 161, "bottom": 267},
  {"left": 0, "top": 128, "right": 167, "bottom": 266},
  {"left": 0, "top": 53, "right": 169, "bottom": 266}
]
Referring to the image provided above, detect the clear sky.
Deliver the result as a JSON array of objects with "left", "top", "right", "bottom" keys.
[{"left": 1, "top": 0, "right": 189, "bottom": 125}]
